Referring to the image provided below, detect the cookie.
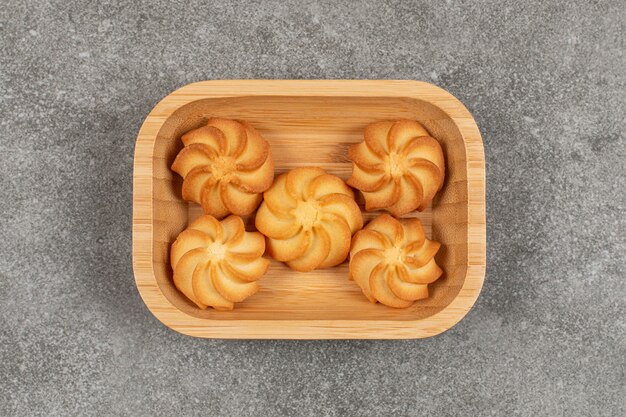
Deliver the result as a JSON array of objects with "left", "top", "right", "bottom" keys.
[
  {"left": 347, "top": 120, "right": 445, "bottom": 216},
  {"left": 171, "top": 118, "right": 274, "bottom": 218},
  {"left": 349, "top": 214, "right": 442, "bottom": 308},
  {"left": 170, "top": 215, "right": 270, "bottom": 310},
  {"left": 255, "top": 167, "right": 363, "bottom": 272}
]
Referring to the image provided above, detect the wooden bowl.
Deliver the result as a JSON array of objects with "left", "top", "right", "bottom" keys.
[{"left": 132, "top": 80, "right": 485, "bottom": 339}]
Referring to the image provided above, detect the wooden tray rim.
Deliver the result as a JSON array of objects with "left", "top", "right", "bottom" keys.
[{"left": 132, "top": 79, "right": 486, "bottom": 339}]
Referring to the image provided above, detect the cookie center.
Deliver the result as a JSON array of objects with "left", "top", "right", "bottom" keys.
[
  {"left": 295, "top": 201, "right": 320, "bottom": 230},
  {"left": 211, "top": 156, "right": 236, "bottom": 180},
  {"left": 205, "top": 242, "right": 227, "bottom": 260},
  {"left": 384, "top": 247, "right": 404, "bottom": 264},
  {"left": 387, "top": 152, "right": 407, "bottom": 178}
]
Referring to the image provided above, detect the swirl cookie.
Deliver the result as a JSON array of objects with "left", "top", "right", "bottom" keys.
[
  {"left": 349, "top": 214, "right": 442, "bottom": 308},
  {"left": 255, "top": 167, "right": 363, "bottom": 272},
  {"left": 171, "top": 118, "right": 274, "bottom": 218},
  {"left": 347, "top": 120, "right": 445, "bottom": 216},
  {"left": 171, "top": 215, "right": 270, "bottom": 310}
]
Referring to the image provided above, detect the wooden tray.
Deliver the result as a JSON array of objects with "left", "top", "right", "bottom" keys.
[{"left": 132, "top": 80, "right": 485, "bottom": 339}]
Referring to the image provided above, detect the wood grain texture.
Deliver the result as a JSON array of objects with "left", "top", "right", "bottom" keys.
[{"left": 132, "top": 80, "right": 486, "bottom": 339}]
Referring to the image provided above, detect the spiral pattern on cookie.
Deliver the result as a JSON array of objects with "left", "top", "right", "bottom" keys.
[
  {"left": 255, "top": 167, "right": 363, "bottom": 272},
  {"left": 347, "top": 119, "right": 445, "bottom": 216},
  {"left": 171, "top": 215, "right": 270, "bottom": 310},
  {"left": 349, "top": 214, "right": 442, "bottom": 308},
  {"left": 171, "top": 118, "right": 274, "bottom": 218}
]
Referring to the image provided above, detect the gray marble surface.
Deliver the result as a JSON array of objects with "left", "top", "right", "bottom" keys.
[{"left": 1, "top": 1, "right": 624, "bottom": 415}]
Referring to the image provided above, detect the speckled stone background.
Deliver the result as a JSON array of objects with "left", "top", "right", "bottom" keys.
[{"left": 1, "top": 0, "right": 624, "bottom": 415}]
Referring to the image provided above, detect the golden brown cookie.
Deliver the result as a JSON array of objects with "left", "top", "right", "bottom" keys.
[
  {"left": 171, "top": 118, "right": 274, "bottom": 218},
  {"left": 255, "top": 167, "right": 363, "bottom": 272},
  {"left": 349, "top": 214, "right": 442, "bottom": 308},
  {"left": 347, "top": 120, "right": 445, "bottom": 216},
  {"left": 170, "top": 215, "right": 270, "bottom": 310}
]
